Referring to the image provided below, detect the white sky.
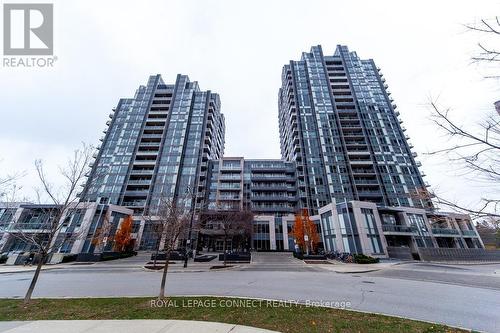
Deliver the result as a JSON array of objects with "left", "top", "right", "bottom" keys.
[{"left": 0, "top": 0, "right": 498, "bottom": 210}]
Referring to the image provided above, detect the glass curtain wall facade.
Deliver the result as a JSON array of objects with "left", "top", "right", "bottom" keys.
[
  {"left": 279, "top": 45, "right": 431, "bottom": 215},
  {"left": 80, "top": 74, "right": 225, "bottom": 216}
]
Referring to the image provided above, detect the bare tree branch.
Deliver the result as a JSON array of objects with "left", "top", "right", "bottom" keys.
[
  {"left": 2, "top": 143, "right": 94, "bottom": 304},
  {"left": 427, "top": 100, "right": 499, "bottom": 219}
]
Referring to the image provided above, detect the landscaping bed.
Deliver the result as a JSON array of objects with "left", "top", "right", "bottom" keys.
[
  {"left": 194, "top": 254, "right": 217, "bottom": 262},
  {"left": 209, "top": 265, "right": 234, "bottom": 270},
  {"left": 218, "top": 252, "right": 251, "bottom": 262}
]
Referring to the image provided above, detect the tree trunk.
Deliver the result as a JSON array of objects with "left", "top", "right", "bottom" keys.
[
  {"left": 223, "top": 235, "right": 227, "bottom": 267},
  {"left": 159, "top": 249, "right": 171, "bottom": 298},
  {"left": 153, "top": 241, "right": 159, "bottom": 269},
  {"left": 24, "top": 253, "right": 45, "bottom": 304}
]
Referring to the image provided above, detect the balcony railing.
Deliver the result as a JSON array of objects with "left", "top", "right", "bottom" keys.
[
  {"left": 382, "top": 225, "right": 416, "bottom": 233},
  {"left": 461, "top": 230, "right": 477, "bottom": 237},
  {"left": 432, "top": 228, "right": 460, "bottom": 235}
]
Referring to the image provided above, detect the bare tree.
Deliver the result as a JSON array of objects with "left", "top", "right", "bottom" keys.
[
  {"left": 0, "top": 166, "right": 25, "bottom": 202},
  {"left": 476, "top": 216, "right": 500, "bottom": 249},
  {"left": 0, "top": 175, "right": 17, "bottom": 199},
  {"left": 144, "top": 193, "right": 191, "bottom": 299},
  {"left": 426, "top": 17, "right": 500, "bottom": 218},
  {"left": 5, "top": 143, "right": 93, "bottom": 304},
  {"left": 427, "top": 101, "right": 499, "bottom": 218},
  {"left": 465, "top": 16, "right": 500, "bottom": 78},
  {"left": 199, "top": 207, "right": 253, "bottom": 266}
]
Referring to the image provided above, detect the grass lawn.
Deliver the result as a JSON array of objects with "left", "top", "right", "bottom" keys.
[{"left": 0, "top": 297, "right": 467, "bottom": 333}]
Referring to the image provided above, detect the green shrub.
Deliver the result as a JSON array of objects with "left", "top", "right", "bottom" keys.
[
  {"left": 62, "top": 254, "right": 77, "bottom": 263},
  {"left": 354, "top": 254, "right": 379, "bottom": 264}
]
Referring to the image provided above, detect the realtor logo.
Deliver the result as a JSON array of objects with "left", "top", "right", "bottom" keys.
[{"left": 3, "top": 3, "right": 53, "bottom": 55}]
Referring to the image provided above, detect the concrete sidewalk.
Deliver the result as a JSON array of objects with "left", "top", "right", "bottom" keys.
[
  {"left": 0, "top": 265, "right": 62, "bottom": 275},
  {"left": 0, "top": 320, "right": 279, "bottom": 333},
  {"left": 316, "top": 261, "right": 399, "bottom": 273}
]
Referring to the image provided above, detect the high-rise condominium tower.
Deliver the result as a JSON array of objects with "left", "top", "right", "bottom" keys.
[
  {"left": 278, "top": 45, "right": 431, "bottom": 214},
  {"left": 80, "top": 74, "right": 225, "bottom": 216}
]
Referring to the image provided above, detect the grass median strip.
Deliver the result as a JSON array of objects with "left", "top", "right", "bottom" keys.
[{"left": 0, "top": 297, "right": 467, "bottom": 333}]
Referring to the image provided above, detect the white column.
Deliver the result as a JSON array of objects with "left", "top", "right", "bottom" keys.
[
  {"left": 269, "top": 217, "right": 276, "bottom": 250},
  {"left": 282, "top": 217, "right": 289, "bottom": 250}
]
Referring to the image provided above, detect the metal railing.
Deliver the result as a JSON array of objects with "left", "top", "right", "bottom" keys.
[
  {"left": 382, "top": 225, "right": 416, "bottom": 233},
  {"left": 431, "top": 228, "right": 460, "bottom": 235},
  {"left": 461, "top": 230, "right": 477, "bottom": 237}
]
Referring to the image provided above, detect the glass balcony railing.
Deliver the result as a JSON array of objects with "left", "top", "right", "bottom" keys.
[
  {"left": 461, "top": 230, "right": 477, "bottom": 237},
  {"left": 431, "top": 228, "right": 460, "bottom": 235},
  {"left": 382, "top": 225, "right": 416, "bottom": 233}
]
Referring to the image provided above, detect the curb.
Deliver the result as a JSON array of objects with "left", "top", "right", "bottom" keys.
[
  {"left": 141, "top": 265, "right": 240, "bottom": 273},
  {"left": 0, "top": 266, "right": 62, "bottom": 275},
  {"left": 333, "top": 269, "right": 381, "bottom": 274}
]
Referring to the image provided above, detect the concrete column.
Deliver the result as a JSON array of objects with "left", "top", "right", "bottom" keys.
[
  {"left": 282, "top": 217, "right": 289, "bottom": 250},
  {"left": 269, "top": 216, "right": 276, "bottom": 250},
  {"left": 0, "top": 233, "right": 12, "bottom": 253},
  {"left": 372, "top": 209, "right": 388, "bottom": 256},
  {"left": 71, "top": 203, "right": 98, "bottom": 254},
  {"left": 135, "top": 218, "right": 146, "bottom": 251},
  {"left": 351, "top": 202, "right": 371, "bottom": 255}
]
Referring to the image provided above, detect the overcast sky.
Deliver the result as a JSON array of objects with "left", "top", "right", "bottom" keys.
[{"left": 1, "top": 0, "right": 498, "bottom": 210}]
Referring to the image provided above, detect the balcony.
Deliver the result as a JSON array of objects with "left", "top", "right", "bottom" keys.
[
  {"left": 351, "top": 169, "right": 376, "bottom": 175},
  {"left": 139, "top": 142, "right": 161, "bottom": 147},
  {"left": 354, "top": 179, "right": 379, "bottom": 185},
  {"left": 382, "top": 225, "right": 416, "bottom": 233},
  {"left": 7, "top": 223, "right": 50, "bottom": 232},
  {"left": 218, "top": 175, "right": 241, "bottom": 180},
  {"left": 251, "top": 174, "right": 292, "bottom": 181},
  {"left": 432, "top": 228, "right": 460, "bottom": 236},
  {"left": 217, "top": 184, "right": 240, "bottom": 190},
  {"left": 461, "top": 230, "right": 477, "bottom": 237},
  {"left": 349, "top": 160, "right": 373, "bottom": 165},
  {"left": 218, "top": 196, "right": 241, "bottom": 200},
  {"left": 144, "top": 126, "right": 165, "bottom": 131},
  {"left": 251, "top": 205, "right": 293, "bottom": 212},
  {"left": 142, "top": 134, "right": 163, "bottom": 139},
  {"left": 124, "top": 190, "right": 149, "bottom": 196},
  {"left": 251, "top": 194, "right": 296, "bottom": 201},
  {"left": 123, "top": 200, "right": 146, "bottom": 207},
  {"left": 136, "top": 151, "right": 158, "bottom": 156},
  {"left": 127, "top": 179, "right": 152, "bottom": 185},
  {"left": 133, "top": 160, "right": 156, "bottom": 166},
  {"left": 130, "top": 169, "right": 154, "bottom": 175},
  {"left": 357, "top": 190, "right": 382, "bottom": 196}
]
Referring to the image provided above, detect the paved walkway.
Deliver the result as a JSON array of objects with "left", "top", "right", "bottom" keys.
[
  {"left": 317, "top": 261, "right": 399, "bottom": 273},
  {"left": 0, "top": 265, "right": 61, "bottom": 275},
  {"left": 0, "top": 320, "right": 279, "bottom": 333}
]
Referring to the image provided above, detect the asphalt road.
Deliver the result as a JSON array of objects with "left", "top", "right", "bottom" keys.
[{"left": 0, "top": 255, "right": 499, "bottom": 332}]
